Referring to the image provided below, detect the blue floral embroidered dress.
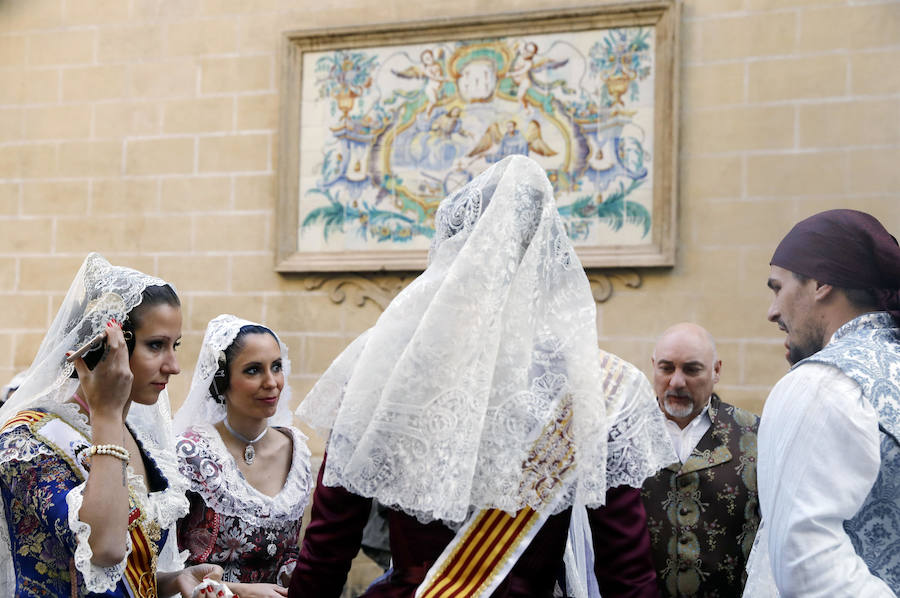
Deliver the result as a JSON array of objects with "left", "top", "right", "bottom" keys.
[{"left": 0, "top": 403, "right": 188, "bottom": 597}]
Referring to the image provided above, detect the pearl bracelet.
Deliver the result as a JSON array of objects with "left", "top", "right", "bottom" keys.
[{"left": 85, "top": 443, "right": 130, "bottom": 462}]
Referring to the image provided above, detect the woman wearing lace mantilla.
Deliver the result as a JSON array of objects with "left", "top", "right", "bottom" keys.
[
  {"left": 174, "top": 315, "right": 313, "bottom": 598},
  {"left": 0, "top": 253, "right": 221, "bottom": 598},
  {"left": 288, "top": 155, "right": 675, "bottom": 598}
]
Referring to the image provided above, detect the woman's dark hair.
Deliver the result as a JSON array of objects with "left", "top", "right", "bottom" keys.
[
  {"left": 209, "top": 324, "right": 278, "bottom": 403},
  {"left": 122, "top": 284, "right": 180, "bottom": 354},
  {"left": 71, "top": 284, "right": 180, "bottom": 377}
]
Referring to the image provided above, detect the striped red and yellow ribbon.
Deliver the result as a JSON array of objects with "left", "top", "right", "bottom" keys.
[
  {"left": 418, "top": 506, "right": 541, "bottom": 598},
  {"left": 0, "top": 409, "right": 46, "bottom": 432},
  {"left": 123, "top": 507, "right": 158, "bottom": 598}
]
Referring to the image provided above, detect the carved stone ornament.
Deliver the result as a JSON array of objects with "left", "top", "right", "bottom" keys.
[
  {"left": 304, "top": 273, "right": 418, "bottom": 311},
  {"left": 304, "top": 270, "right": 642, "bottom": 311}
]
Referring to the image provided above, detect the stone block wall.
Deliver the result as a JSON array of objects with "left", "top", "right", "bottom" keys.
[{"left": 1, "top": 0, "right": 898, "bottom": 433}]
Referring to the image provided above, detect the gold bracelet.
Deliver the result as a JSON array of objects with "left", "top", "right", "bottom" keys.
[{"left": 85, "top": 444, "right": 130, "bottom": 462}]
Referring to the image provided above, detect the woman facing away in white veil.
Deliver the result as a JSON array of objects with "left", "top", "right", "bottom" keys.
[
  {"left": 0, "top": 253, "right": 222, "bottom": 597},
  {"left": 287, "top": 155, "right": 675, "bottom": 598},
  {"left": 173, "top": 315, "right": 313, "bottom": 598}
]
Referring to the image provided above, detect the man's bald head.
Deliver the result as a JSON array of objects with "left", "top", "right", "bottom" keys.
[{"left": 651, "top": 323, "right": 722, "bottom": 429}]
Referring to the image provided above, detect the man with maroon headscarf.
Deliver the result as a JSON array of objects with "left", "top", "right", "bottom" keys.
[{"left": 743, "top": 209, "right": 900, "bottom": 597}]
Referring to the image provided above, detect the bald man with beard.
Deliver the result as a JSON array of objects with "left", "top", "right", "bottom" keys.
[{"left": 641, "top": 323, "right": 761, "bottom": 597}]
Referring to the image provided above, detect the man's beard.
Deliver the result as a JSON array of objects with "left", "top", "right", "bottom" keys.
[
  {"left": 788, "top": 343, "right": 819, "bottom": 365},
  {"left": 663, "top": 393, "right": 695, "bottom": 419},
  {"left": 787, "top": 323, "right": 826, "bottom": 365}
]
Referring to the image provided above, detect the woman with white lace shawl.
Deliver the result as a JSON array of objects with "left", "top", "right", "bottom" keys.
[
  {"left": 173, "top": 315, "right": 313, "bottom": 598},
  {"left": 0, "top": 253, "right": 221, "bottom": 598},
  {"left": 287, "top": 155, "right": 675, "bottom": 598}
]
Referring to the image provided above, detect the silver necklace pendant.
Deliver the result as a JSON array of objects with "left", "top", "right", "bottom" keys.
[{"left": 223, "top": 418, "right": 267, "bottom": 466}]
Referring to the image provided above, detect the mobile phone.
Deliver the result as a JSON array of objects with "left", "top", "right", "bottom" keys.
[{"left": 67, "top": 330, "right": 108, "bottom": 375}]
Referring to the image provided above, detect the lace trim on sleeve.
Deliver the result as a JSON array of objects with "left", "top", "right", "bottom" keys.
[
  {"left": 65, "top": 444, "right": 188, "bottom": 593},
  {"left": 65, "top": 480, "right": 132, "bottom": 594},
  {"left": 58, "top": 404, "right": 187, "bottom": 594}
]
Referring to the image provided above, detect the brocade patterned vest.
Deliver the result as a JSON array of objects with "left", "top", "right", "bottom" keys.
[
  {"left": 641, "top": 395, "right": 760, "bottom": 597},
  {"left": 800, "top": 311, "right": 900, "bottom": 590}
]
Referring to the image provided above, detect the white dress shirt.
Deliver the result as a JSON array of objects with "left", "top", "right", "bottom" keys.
[
  {"left": 665, "top": 400, "right": 712, "bottom": 463},
  {"left": 743, "top": 362, "right": 895, "bottom": 598}
]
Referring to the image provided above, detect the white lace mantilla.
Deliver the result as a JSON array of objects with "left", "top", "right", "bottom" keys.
[
  {"left": 176, "top": 423, "right": 312, "bottom": 527},
  {"left": 298, "top": 156, "right": 673, "bottom": 524},
  {"left": 0, "top": 253, "right": 169, "bottom": 429},
  {"left": 173, "top": 314, "right": 295, "bottom": 435}
]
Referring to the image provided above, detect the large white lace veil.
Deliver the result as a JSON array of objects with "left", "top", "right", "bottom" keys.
[
  {"left": 173, "top": 314, "right": 294, "bottom": 434},
  {"left": 298, "top": 155, "right": 673, "bottom": 524},
  {"left": 0, "top": 252, "right": 185, "bottom": 594}
]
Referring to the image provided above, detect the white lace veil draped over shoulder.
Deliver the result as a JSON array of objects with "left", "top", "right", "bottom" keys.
[
  {"left": 298, "top": 155, "right": 674, "bottom": 525},
  {"left": 0, "top": 252, "right": 188, "bottom": 594},
  {"left": 173, "top": 314, "right": 294, "bottom": 434}
]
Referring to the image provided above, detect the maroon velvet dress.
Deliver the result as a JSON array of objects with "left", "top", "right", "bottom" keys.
[{"left": 288, "top": 455, "right": 660, "bottom": 598}]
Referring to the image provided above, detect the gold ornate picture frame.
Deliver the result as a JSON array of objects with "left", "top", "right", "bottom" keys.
[{"left": 277, "top": 1, "right": 679, "bottom": 272}]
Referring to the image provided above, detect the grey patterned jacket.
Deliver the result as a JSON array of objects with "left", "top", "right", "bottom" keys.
[{"left": 802, "top": 311, "right": 900, "bottom": 591}]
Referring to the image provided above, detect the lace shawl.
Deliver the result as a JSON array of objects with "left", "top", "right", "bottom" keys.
[
  {"left": 298, "top": 155, "right": 673, "bottom": 524},
  {"left": 176, "top": 423, "right": 312, "bottom": 527}
]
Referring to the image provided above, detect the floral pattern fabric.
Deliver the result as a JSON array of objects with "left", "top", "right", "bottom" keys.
[
  {"left": 641, "top": 395, "right": 761, "bottom": 597},
  {"left": 0, "top": 409, "right": 173, "bottom": 597},
  {"left": 176, "top": 424, "right": 312, "bottom": 584},
  {"left": 805, "top": 312, "right": 900, "bottom": 589}
]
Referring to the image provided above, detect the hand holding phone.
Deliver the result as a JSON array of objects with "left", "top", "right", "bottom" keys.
[
  {"left": 69, "top": 321, "right": 133, "bottom": 418},
  {"left": 66, "top": 330, "right": 109, "bottom": 367}
]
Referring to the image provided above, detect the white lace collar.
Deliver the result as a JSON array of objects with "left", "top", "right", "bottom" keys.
[{"left": 177, "top": 423, "right": 312, "bottom": 527}]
